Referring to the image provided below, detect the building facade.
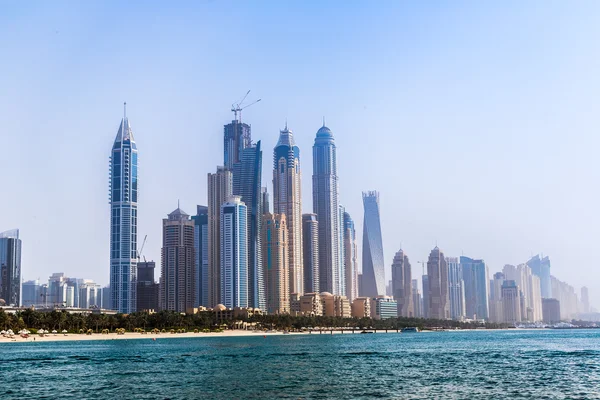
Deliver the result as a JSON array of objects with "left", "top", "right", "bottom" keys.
[
  {"left": 0, "top": 229, "right": 21, "bottom": 306},
  {"left": 427, "top": 247, "right": 449, "bottom": 320},
  {"left": 312, "top": 124, "right": 341, "bottom": 296},
  {"left": 447, "top": 257, "right": 466, "bottom": 320},
  {"left": 191, "top": 206, "right": 209, "bottom": 308},
  {"left": 302, "top": 213, "right": 319, "bottom": 294},
  {"left": 262, "top": 213, "right": 289, "bottom": 314},
  {"left": 370, "top": 296, "right": 398, "bottom": 320},
  {"left": 273, "top": 124, "right": 303, "bottom": 296},
  {"left": 220, "top": 197, "right": 248, "bottom": 309},
  {"left": 232, "top": 141, "right": 264, "bottom": 311},
  {"left": 224, "top": 119, "right": 251, "bottom": 170},
  {"left": 22, "top": 280, "right": 40, "bottom": 308},
  {"left": 542, "top": 298, "right": 561, "bottom": 323},
  {"left": 137, "top": 261, "right": 158, "bottom": 312},
  {"left": 361, "top": 191, "right": 385, "bottom": 297},
  {"left": 109, "top": 108, "right": 138, "bottom": 313},
  {"left": 501, "top": 280, "right": 521, "bottom": 324},
  {"left": 343, "top": 212, "right": 358, "bottom": 302},
  {"left": 207, "top": 167, "right": 233, "bottom": 307},
  {"left": 461, "top": 256, "right": 489, "bottom": 320},
  {"left": 392, "top": 249, "right": 414, "bottom": 317},
  {"left": 160, "top": 207, "right": 195, "bottom": 313}
]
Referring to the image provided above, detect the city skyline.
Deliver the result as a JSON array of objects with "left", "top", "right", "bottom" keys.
[{"left": 2, "top": 2, "right": 600, "bottom": 306}]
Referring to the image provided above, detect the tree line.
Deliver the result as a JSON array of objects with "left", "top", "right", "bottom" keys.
[{"left": 0, "top": 308, "right": 511, "bottom": 333}]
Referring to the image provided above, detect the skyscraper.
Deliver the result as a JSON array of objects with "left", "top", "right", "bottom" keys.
[
  {"left": 22, "top": 280, "right": 41, "bottom": 308},
  {"left": 461, "top": 256, "right": 489, "bottom": 320},
  {"left": 224, "top": 119, "right": 251, "bottom": 170},
  {"left": 262, "top": 213, "right": 289, "bottom": 314},
  {"left": 343, "top": 212, "right": 358, "bottom": 302},
  {"left": 361, "top": 191, "right": 385, "bottom": 297},
  {"left": 422, "top": 275, "right": 429, "bottom": 319},
  {"left": 302, "top": 213, "right": 319, "bottom": 294},
  {"left": 192, "top": 206, "right": 209, "bottom": 308},
  {"left": 0, "top": 229, "right": 21, "bottom": 306},
  {"left": 109, "top": 106, "right": 138, "bottom": 313},
  {"left": 501, "top": 280, "right": 522, "bottom": 324},
  {"left": 273, "top": 124, "right": 303, "bottom": 296},
  {"left": 312, "top": 123, "right": 340, "bottom": 295},
  {"left": 391, "top": 249, "right": 414, "bottom": 317},
  {"left": 411, "top": 279, "right": 422, "bottom": 318},
  {"left": 220, "top": 196, "right": 248, "bottom": 308},
  {"left": 159, "top": 207, "right": 195, "bottom": 313},
  {"left": 137, "top": 261, "right": 158, "bottom": 312},
  {"left": 447, "top": 257, "right": 466, "bottom": 320},
  {"left": 581, "top": 286, "right": 590, "bottom": 314},
  {"left": 338, "top": 204, "right": 346, "bottom": 295},
  {"left": 207, "top": 167, "right": 233, "bottom": 307},
  {"left": 427, "top": 247, "right": 450, "bottom": 320},
  {"left": 489, "top": 272, "right": 505, "bottom": 323},
  {"left": 233, "top": 141, "right": 264, "bottom": 310},
  {"left": 527, "top": 254, "right": 552, "bottom": 299}
]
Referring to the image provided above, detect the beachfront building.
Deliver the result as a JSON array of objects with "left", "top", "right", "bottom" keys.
[{"left": 370, "top": 296, "right": 398, "bottom": 320}]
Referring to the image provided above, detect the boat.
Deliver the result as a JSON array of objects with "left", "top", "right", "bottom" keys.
[
  {"left": 401, "top": 327, "right": 420, "bottom": 333},
  {"left": 360, "top": 330, "right": 374, "bottom": 334}
]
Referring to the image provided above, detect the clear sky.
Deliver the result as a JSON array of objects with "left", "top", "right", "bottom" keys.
[{"left": 1, "top": 1, "right": 599, "bottom": 306}]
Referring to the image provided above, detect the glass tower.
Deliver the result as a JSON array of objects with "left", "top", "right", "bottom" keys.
[
  {"left": 361, "top": 191, "right": 385, "bottom": 297},
  {"left": 0, "top": 229, "right": 21, "bottom": 306},
  {"left": 220, "top": 196, "right": 248, "bottom": 308},
  {"left": 109, "top": 106, "right": 138, "bottom": 313}
]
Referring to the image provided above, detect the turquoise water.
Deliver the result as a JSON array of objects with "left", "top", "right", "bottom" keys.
[{"left": 1, "top": 329, "right": 600, "bottom": 399}]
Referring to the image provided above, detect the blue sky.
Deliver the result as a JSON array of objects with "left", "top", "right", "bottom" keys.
[{"left": 1, "top": 1, "right": 599, "bottom": 306}]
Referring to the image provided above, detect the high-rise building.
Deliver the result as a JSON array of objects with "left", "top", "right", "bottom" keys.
[
  {"left": 501, "top": 280, "right": 521, "bottom": 324},
  {"left": 22, "top": 280, "right": 40, "bottom": 308},
  {"left": 447, "top": 257, "right": 466, "bottom": 320},
  {"left": 262, "top": 213, "right": 289, "bottom": 314},
  {"left": 159, "top": 207, "right": 195, "bottom": 313},
  {"left": 0, "top": 229, "right": 21, "bottom": 306},
  {"left": 422, "top": 275, "right": 430, "bottom": 319},
  {"left": 302, "top": 214, "right": 319, "bottom": 294},
  {"left": 102, "top": 286, "right": 111, "bottom": 310},
  {"left": 527, "top": 254, "right": 552, "bottom": 299},
  {"left": 261, "top": 187, "right": 270, "bottom": 215},
  {"left": 504, "top": 264, "right": 543, "bottom": 322},
  {"left": 338, "top": 204, "right": 346, "bottom": 296},
  {"left": 191, "top": 206, "right": 209, "bottom": 308},
  {"left": 461, "top": 256, "right": 489, "bottom": 320},
  {"left": 233, "top": 141, "right": 264, "bottom": 310},
  {"left": 312, "top": 123, "right": 340, "bottom": 296},
  {"left": 78, "top": 280, "right": 103, "bottom": 309},
  {"left": 427, "top": 247, "right": 449, "bottom": 320},
  {"left": 392, "top": 249, "right": 414, "bottom": 317},
  {"left": 224, "top": 119, "right": 251, "bottom": 170},
  {"left": 411, "top": 279, "right": 422, "bottom": 318},
  {"left": 137, "top": 261, "right": 159, "bottom": 312},
  {"left": 273, "top": 124, "right": 303, "bottom": 295},
  {"left": 581, "top": 286, "right": 590, "bottom": 314},
  {"left": 343, "top": 212, "right": 358, "bottom": 302},
  {"left": 207, "top": 167, "right": 233, "bottom": 307},
  {"left": 361, "top": 191, "right": 385, "bottom": 297},
  {"left": 220, "top": 196, "right": 248, "bottom": 309},
  {"left": 550, "top": 275, "right": 578, "bottom": 320},
  {"left": 542, "top": 298, "right": 561, "bottom": 323},
  {"left": 489, "top": 272, "right": 505, "bottom": 323},
  {"left": 109, "top": 106, "right": 139, "bottom": 313}
]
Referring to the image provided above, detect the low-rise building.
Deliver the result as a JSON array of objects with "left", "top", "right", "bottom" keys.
[
  {"left": 351, "top": 297, "right": 371, "bottom": 318},
  {"left": 370, "top": 296, "right": 398, "bottom": 320},
  {"left": 320, "top": 292, "right": 351, "bottom": 317}
]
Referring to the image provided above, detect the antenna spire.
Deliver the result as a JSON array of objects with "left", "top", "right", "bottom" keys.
[
  {"left": 323, "top": 116, "right": 326, "bottom": 127},
  {"left": 285, "top": 118, "right": 288, "bottom": 130},
  {"left": 124, "top": 102, "right": 127, "bottom": 119},
  {"left": 178, "top": 199, "right": 180, "bottom": 209}
]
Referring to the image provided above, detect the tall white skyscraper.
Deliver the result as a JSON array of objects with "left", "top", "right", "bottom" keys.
[
  {"left": 446, "top": 257, "right": 466, "bottom": 320},
  {"left": 109, "top": 104, "right": 138, "bottom": 313},
  {"left": 220, "top": 196, "right": 248, "bottom": 308}
]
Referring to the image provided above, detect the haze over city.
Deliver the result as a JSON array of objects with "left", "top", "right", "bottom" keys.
[{"left": 1, "top": 1, "right": 599, "bottom": 306}]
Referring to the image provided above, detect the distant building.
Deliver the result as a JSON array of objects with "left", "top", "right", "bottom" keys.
[
  {"left": 422, "top": 275, "right": 430, "bottom": 319},
  {"left": 207, "top": 166, "right": 233, "bottom": 307},
  {"left": 361, "top": 191, "right": 385, "bottom": 297},
  {"left": 102, "top": 286, "right": 111, "bottom": 310},
  {"left": 542, "top": 298, "right": 561, "bottom": 324},
  {"left": 0, "top": 229, "right": 21, "bottom": 306},
  {"left": 343, "top": 212, "right": 358, "bottom": 302},
  {"left": 273, "top": 124, "right": 304, "bottom": 296},
  {"left": 79, "top": 281, "right": 103, "bottom": 309},
  {"left": 447, "top": 257, "right": 465, "bottom": 320},
  {"left": 461, "top": 256, "right": 488, "bottom": 320},
  {"left": 503, "top": 264, "right": 542, "bottom": 322},
  {"left": 191, "top": 205, "right": 209, "bottom": 307},
  {"left": 109, "top": 110, "right": 138, "bottom": 314},
  {"left": 302, "top": 214, "right": 319, "bottom": 294},
  {"left": 527, "top": 254, "right": 552, "bottom": 299},
  {"left": 262, "top": 213, "right": 289, "bottom": 314},
  {"left": 220, "top": 196, "right": 248, "bottom": 309},
  {"left": 137, "top": 261, "right": 158, "bottom": 312},
  {"left": 427, "top": 247, "right": 449, "bottom": 320},
  {"left": 392, "top": 249, "right": 413, "bottom": 317},
  {"left": 501, "top": 280, "right": 521, "bottom": 324},
  {"left": 370, "top": 296, "right": 398, "bottom": 320},
  {"left": 320, "top": 292, "right": 351, "bottom": 317},
  {"left": 581, "top": 287, "right": 590, "bottom": 314},
  {"left": 411, "top": 280, "right": 422, "bottom": 318},
  {"left": 489, "top": 272, "right": 505, "bottom": 323},
  {"left": 351, "top": 297, "right": 371, "bottom": 318},
  {"left": 22, "top": 280, "right": 41, "bottom": 308},
  {"left": 312, "top": 124, "right": 341, "bottom": 296},
  {"left": 160, "top": 206, "right": 196, "bottom": 313}
]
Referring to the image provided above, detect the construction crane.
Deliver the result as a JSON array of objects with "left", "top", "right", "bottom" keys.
[
  {"left": 138, "top": 234, "right": 148, "bottom": 262},
  {"left": 231, "top": 90, "right": 261, "bottom": 123}
]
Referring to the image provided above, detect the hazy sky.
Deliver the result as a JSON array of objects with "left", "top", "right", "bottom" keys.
[{"left": 1, "top": 1, "right": 599, "bottom": 306}]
